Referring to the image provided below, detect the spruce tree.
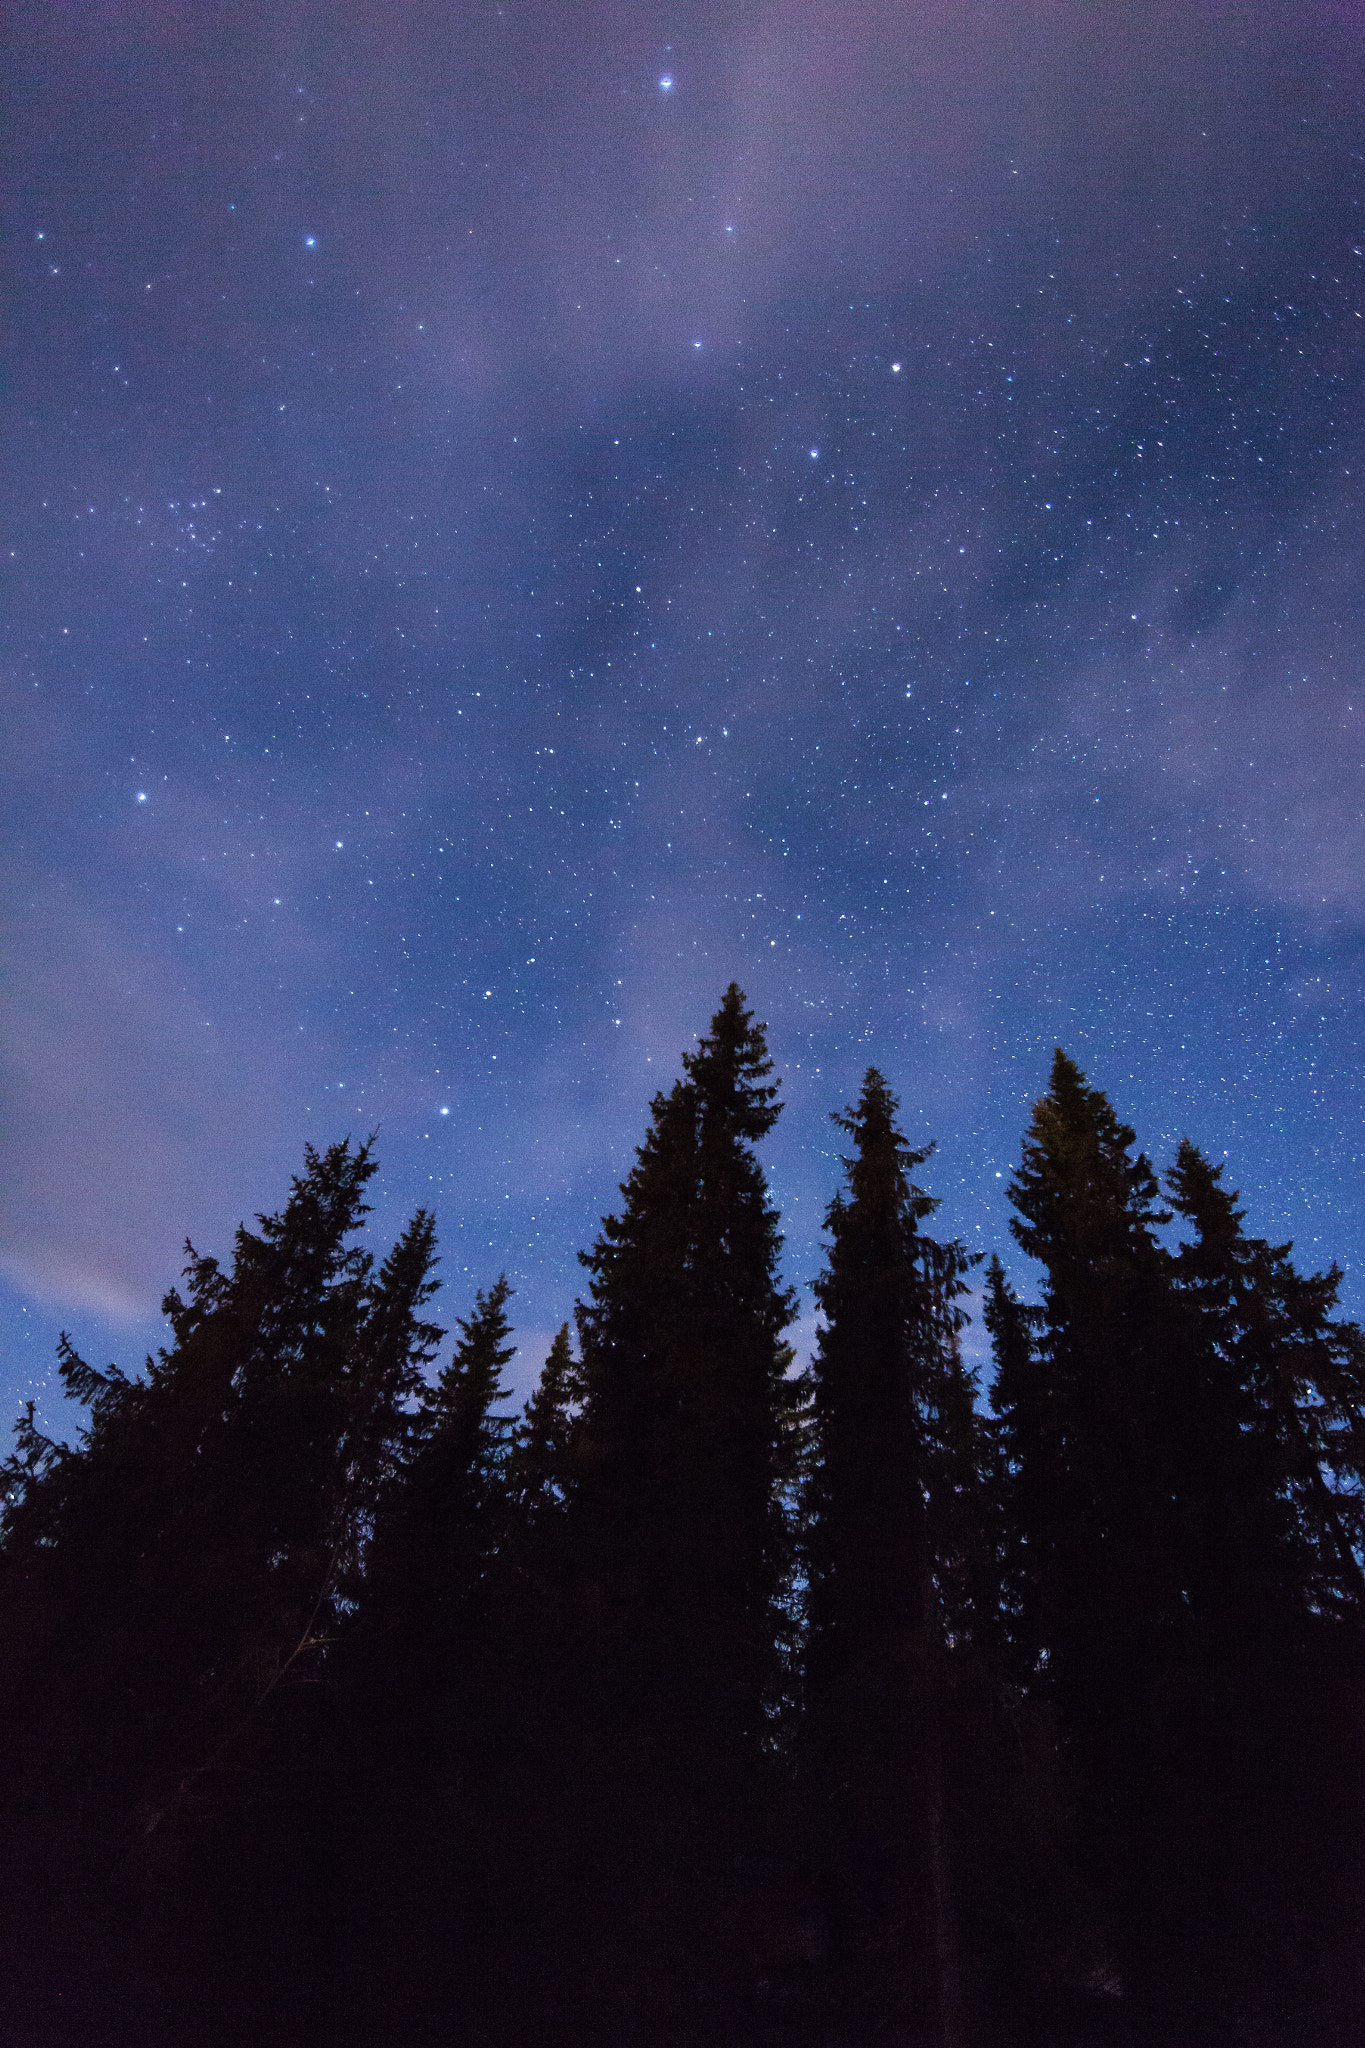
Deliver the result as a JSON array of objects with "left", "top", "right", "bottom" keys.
[
  {"left": 995, "top": 1057, "right": 1365, "bottom": 2030},
  {"left": 575, "top": 985, "right": 797, "bottom": 1764},
  {"left": 803, "top": 1068, "right": 973, "bottom": 2048},
  {"left": 569, "top": 984, "right": 798, "bottom": 2034},
  {"left": 355, "top": 1271, "right": 518, "bottom": 1711},
  {"left": 333, "top": 1275, "right": 520, "bottom": 2045},
  {"left": 1167, "top": 1141, "right": 1365, "bottom": 1620},
  {"left": 0, "top": 1140, "right": 439, "bottom": 2040},
  {"left": 983, "top": 1253, "right": 1045, "bottom": 1680},
  {"left": 420, "top": 1276, "right": 517, "bottom": 1493},
  {"left": 1164, "top": 1144, "right": 1365, "bottom": 2032},
  {"left": 0, "top": 1138, "right": 393, "bottom": 1822},
  {"left": 509, "top": 1321, "right": 585, "bottom": 1525},
  {"left": 981, "top": 1252, "right": 1079, "bottom": 2017},
  {"left": 1000, "top": 1053, "right": 1195, "bottom": 2006},
  {"left": 483, "top": 1320, "right": 593, "bottom": 2040}
]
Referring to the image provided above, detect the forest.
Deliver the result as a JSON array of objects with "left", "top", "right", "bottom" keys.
[{"left": 2, "top": 985, "right": 1362, "bottom": 2048}]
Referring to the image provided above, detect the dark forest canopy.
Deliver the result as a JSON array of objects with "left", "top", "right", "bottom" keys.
[{"left": 3, "top": 991, "right": 1363, "bottom": 2048}]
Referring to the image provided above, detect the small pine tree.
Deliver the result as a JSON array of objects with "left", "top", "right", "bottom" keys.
[
  {"left": 362, "top": 1273, "right": 518, "bottom": 1656},
  {"left": 332, "top": 1274, "right": 521, "bottom": 2043},
  {"left": 509, "top": 1321, "right": 585, "bottom": 1523},
  {"left": 422, "top": 1275, "right": 517, "bottom": 1475},
  {"left": 983, "top": 1253, "right": 1048, "bottom": 1682}
]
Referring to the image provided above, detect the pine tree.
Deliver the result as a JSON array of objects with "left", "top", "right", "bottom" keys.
[
  {"left": 569, "top": 984, "right": 799, "bottom": 2034},
  {"left": 509, "top": 1321, "right": 585, "bottom": 1524},
  {"left": 803, "top": 1068, "right": 974, "bottom": 2048},
  {"left": 0, "top": 1139, "right": 391, "bottom": 1813},
  {"left": 575, "top": 985, "right": 797, "bottom": 1765},
  {"left": 1003, "top": 1054, "right": 1180, "bottom": 1667},
  {"left": 983, "top": 1253, "right": 1044, "bottom": 1678},
  {"left": 421, "top": 1275, "right": 517, "bottom": 1484},
  {"left": 999, "top": 1052, "right": 1198, "bottom": 2005},
  {"left": 1164, "top": 1144, "right": 1365, "bottom": 2032},
  {"left": 357, "top": 1272, "right": 518, "bottom": 1700},
  {"left": 332, "top": 1275, "right": 521, "bottom": 2045},
  {"left": 475, "top": 1320, "right": 594, "bottom": 2041},
  {"left": 995, "top": 1056, "right": 1365, "bottom": 2029},
  {"left": 339, "top": 1207, "right": 445, "bottom": 1566},
  {"left": 1167, "top": 1141, "right": 1365, "bottom": 1621},
  {"left": 980, "top": 1252, "right": 1080, "bottom": 2019},
  {"left": 0, "top": 1140, "right": 440, "bottom": 2039}
]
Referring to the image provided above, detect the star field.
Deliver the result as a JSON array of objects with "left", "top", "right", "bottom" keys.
[{"left": 4, "top": 1, "right": 1365, "bottom": 1409}]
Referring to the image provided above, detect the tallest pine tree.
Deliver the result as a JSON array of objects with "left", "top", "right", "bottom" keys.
[{"left": 570, "top": 985, "right": 798, "bottom": 2035}]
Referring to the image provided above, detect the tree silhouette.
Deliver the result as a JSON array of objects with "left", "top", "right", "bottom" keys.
[
  {"left": 0, "top": 1139, "right": 441, "bottom": 2041},
  {"left": 804, "top": 1067, "right": 974, "bottom": 2048},
  {"left": 570, "top": 984, "right": 799, "bottom": 2036}
]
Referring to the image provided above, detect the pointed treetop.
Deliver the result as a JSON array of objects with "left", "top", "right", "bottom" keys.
[
  {"left": 512, "top": 1323, "right": 585, "bottom": 1511},
  {"left": 829, "top": 1066, "right": 937, "bottom": 1228},
  {"left": 528, "top": 1321, "right": 578, "bottom": 1412},
  {"left": 1032, "top": 1049, "right": 1140, "bottom": 1164},
  {"left": 360, "top": 1207, "right": 445, "bottom": 1390},
  {"left": 520, "top": 1322, "right": 581, "bottom": 1447},
  {"left": 1166, "top": 1139, "right": 1251, "bottom": 1256},
  {"left": 241, "top": 1135, "right": 378, "bottom": 1270},
  {"left": 153, "top": 1136, "right": 380, "bottom": 1373},
  {"left": 682, "top": 983, "right": 782, "bottom": 1143},
  {"left": 1009, "top": 1049, "right": 1166, "bottom": 1265},
  {"left": 983, "top": 1254, "right": 1037, "bottom": 1420},
  {"left": 428, "top": 1275, "right": 516, "bottom": 1440}
]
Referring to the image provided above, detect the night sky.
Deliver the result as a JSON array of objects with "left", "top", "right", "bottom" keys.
[{"left": 6, "top": 0, "right": 1365, "bottom": 1416}]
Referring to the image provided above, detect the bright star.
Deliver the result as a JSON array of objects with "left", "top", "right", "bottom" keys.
[
  {"left": 659, "top": 74, "right": 673, "bottom": 91},
  {"left": 304, "top": 234, "right": 317, "bottom": 248},
  {"left": 136, "top": 792, "right": 147, "bottom": 803}
]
